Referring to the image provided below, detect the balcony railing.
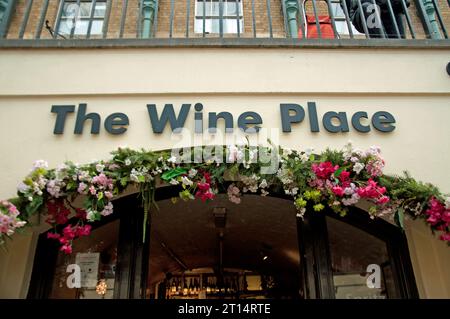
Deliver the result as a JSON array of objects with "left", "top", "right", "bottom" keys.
[{"left": 0, "top": 0, "right": 449, "bottom": 47}]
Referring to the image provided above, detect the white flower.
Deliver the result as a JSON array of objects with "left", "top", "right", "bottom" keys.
[
  {"left": 101, "top": 202, "right": 114, "bottom": 217},
  {"left": 305, "top": 147, "right": 314, "bottom": 156},
  {"left": 353, "top": 162, "right": 365, "bottom": 174},
  {"left": 167, "top": 156, "right": 178, "bottom": 164},
  {"left": 125, "top": 158, "right": 132, "bottom": 166},
  {"left": 188, "top": 169, "right": 197, "bottom": 178},
  {"left": 17, "top": 182, "right": 30, "bottom": 194},
  {"left": 32, "top": 160, "right": 48, "bottom": 171},
  {"left": 259, "top": 179, "right": 268, "bottom": 189},
  {"left": 282, "top": 148, "right": 293, "bottom": 157},
  {"left": 369, "top": 145, "right": 381, "bottom": 156},
  {"left": 181, "top": 176, "right": 193, "bottom": 186},
  {"left": 169, "top": 179, "right": 179, "bottom": 185},
  {"left": 96, "top": 163, "right": 105, "bottom": 173},
  {"left": 87, "top": 209, "right": 97, "bottom": 221},
  {"left": 300, "top": 153, "right": 309, "bottom": 162},
  {"left": 296, "top": 208, "right": 306, "bottom": 218}
]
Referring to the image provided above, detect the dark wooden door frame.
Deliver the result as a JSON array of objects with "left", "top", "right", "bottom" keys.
[
  {"left": 27, "top": 195, "right": 146, "bottom": 299},
  {"left": 298, "top": 206, "right": 419, "bottom": 299},
  {"left": 28, "top": 190, "right": 419, "bottom": 300}
]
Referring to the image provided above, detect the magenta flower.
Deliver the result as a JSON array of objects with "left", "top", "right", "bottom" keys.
[
  {"left": 332, "top": 186, "right": 345, "bottom": 197},
  {"left": 312, "top": 162, "right": 339, "bottom": 180}
]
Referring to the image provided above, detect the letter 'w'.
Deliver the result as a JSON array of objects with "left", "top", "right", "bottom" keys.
[{"left": 147, "top": 104, "right": 191, "bottom": 133}]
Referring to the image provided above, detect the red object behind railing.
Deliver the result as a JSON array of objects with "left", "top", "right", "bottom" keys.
[{"left": 298, "top": 15, "right": 336, "bottom": 39}]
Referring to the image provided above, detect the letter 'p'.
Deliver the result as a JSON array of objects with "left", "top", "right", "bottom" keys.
[{"left": 280, "top": 104, "right": 305, "bottom": 132}]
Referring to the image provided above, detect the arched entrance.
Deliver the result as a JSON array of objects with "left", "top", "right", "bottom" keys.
[{"left": 27, "top": 186, "right": 418, "bottom": 299}]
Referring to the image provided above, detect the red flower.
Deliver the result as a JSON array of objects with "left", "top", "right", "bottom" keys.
[
  {"left": 195, "top": 190, "right": 215, "bottom": 202},
  {"left": 357, "top": 179, "right": 386, "bottom": 199},
  {"left": 203, "top": 172, "right": 212, "bottom": 184},
  {"left": 60, "top": 244, "right": 73, "bottom": 254},
  {"left": 62, "top": 225, "right": 76, "bottom": 240},
  {"left": 47, "top": 232, "right": 60, "bottom": 240},
  {"left": 46, "top": 200, "right": 70, "bottom": 226},
  {"left": 75, "top": 208, "right": 87, "bottom": 220},
  {"left": 75, "top": 225, "right": 92, "bottom": 237},
  {"left": 312, "top": 162, "right": 339, "bottom": 180},
  {"left": 377, "top": 196, "right": 390, "bottom": 205},
  {"left": 425, "top": 197, "right": 447, "bottom": 227},
  {"left": 440, "top": 233, "right": 450, "bottom": 242},
  {"left": 332, "top": 186, "right": 345, "bottom": 197},
  {"left": 197, "top": 182, "right": 210, "bottom": 192},
  {"left": 338, "top": 170, "right": 351, "bottom": 187}
]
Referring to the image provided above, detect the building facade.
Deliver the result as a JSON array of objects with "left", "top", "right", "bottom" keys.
[{"left": 0, "top": 0, "right": 449, "bottom": 299}]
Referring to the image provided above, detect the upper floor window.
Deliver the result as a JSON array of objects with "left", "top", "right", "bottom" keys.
[
  {"left": 329, "top": 1, "right": 363, "bottom": 36},
  {"left": 57, "top": 0, "right": 108, "bottom": 37},
  {"left": 194, "top": 0, "right": 244, "bottom": 34}
]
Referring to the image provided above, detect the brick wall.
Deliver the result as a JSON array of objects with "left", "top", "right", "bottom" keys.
[{"left": 4, "top": 0, "right": 450, "bottom": 40}]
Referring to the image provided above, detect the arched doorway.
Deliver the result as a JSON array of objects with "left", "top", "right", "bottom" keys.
[
  {"left": 27, "top": 186, "right": 418, "bottom": 299},
  {"left": 146, "top": 194, "right": 301, "bottom": 299}
]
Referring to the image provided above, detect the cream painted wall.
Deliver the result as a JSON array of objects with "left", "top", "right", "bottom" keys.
[{"left": 0, "top": 48, "right": 449, "bottom": 299}]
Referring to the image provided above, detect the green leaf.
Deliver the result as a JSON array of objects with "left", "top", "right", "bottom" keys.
[
  {"left": 120, "top": 177, "right": 128, "bottom": 186},
  {"left": 25, "top": 196, "right": 43, "bottom": 216},
  {"left": 395, "top": 208, "right": 405, "bottom": 229},
  {"left": 334, "top": 167, "right": 345, "bottom": 178},
  {"left": 161, "top": 168, "right": 187, "bottom": 181}
]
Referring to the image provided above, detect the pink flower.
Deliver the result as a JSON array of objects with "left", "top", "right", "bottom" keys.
[
  {"left": 62, "top": 225, "right": 76, "bottom": 240},
  {"left": 357, "top": 179, "right": 386, "bottom": 199},
  {"left": 227, "top": 184, "right": 241, "bottom": 204},
  {"left": 196, "top": 190, "right": 215, "bottom": 202},
  {"left": 338, "top": 170, "right": 351, "bottom": 187},
  {"left": 197, "top": 182, "right": 210, "bottom": 192},
  {"left": 101, "top": 202, "right": 114, "bottom": 216},
  {"left": 47, "top": 232, "right": 60, "bottom": 240},
  {"left": 89, "top": 185, "right": 96, "bottom": 195},
  {"left": 76, "top": 225, "right": 92, "bottom": 237},
  {"left": 104, "top": 191, "right": 113, "bottom": 200},
  {"left": 77, "top": 182, "right": 87, "bottom": 194},
  {"left": 439, "top": 233, "right": 450, "bottom": 242},
  {"left": 377, "top": 196, "right": 390, "bottom": 205},
  {"left": 425, "top": 197, "right": 447, "bottom": 227},
  {"left": 60, "top": 244, "right": 73, "bottom": 254},
  {"left": 312, "top": 162, "right": 339, "bottom": 180},
  {"left": 332, "top": 186, "right": 345, "bottom": 197}
]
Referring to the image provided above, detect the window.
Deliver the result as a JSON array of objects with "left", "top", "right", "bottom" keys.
[
  {"left": 57, "top": 0, "right": 107, "bottom": 37},
  {"left": 329, "top": 1, "right": 363, "bottom": 36},
  {"left": 326, "top": 217, "right": 397, "bottom": 299},
  {"left": 194, "top": 0, "right": 244, "bottom": 34},
  {"left": 48, "top": 220, "right": 120, "bottom": 299}
]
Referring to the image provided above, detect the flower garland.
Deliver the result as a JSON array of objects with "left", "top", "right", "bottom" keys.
[{"left": 2, "top": 143, "right": 449, "bottom": 253}]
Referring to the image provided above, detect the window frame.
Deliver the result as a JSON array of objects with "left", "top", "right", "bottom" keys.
[
  {"left": 55, "top": 0, "right": 110, "bottom": 38},
  {"left": 299, "top": 205, "right": 419, "bottom": 299},
  {"left": 194, "top": 0, "right": 244, "bottom": 34}
]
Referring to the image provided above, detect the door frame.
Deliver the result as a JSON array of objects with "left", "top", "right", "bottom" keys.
[
  {"left": 299, "top": 206, "right": 419, "bottom": 299},
  {"left": 27, "top": 190, "right": 419, "bottom": 299}
]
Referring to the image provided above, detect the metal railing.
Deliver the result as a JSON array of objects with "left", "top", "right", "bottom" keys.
[{"left": 0, "top": 0, "right": 449, "bottom": 45}]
